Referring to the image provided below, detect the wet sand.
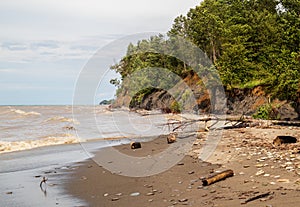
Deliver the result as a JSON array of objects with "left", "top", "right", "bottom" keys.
[{"left": 64, "top": 126, "right": 300, "bottom": 206}]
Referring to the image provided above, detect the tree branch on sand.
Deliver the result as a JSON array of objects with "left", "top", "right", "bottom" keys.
[{"left": 160, "top": 114, "right": 300, "bottom": 132}]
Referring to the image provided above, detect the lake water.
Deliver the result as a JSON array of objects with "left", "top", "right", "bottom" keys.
[
  {"left": 0, "top": 105, "right": 184, "bottom": 206},
  {"left": 0, "top": 105, "right": 176, "bottom": 153}
]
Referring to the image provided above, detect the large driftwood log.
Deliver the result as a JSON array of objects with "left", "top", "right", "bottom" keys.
[
  {"left": 164, "top": 115, "right": 249, "bottom": 132},
  {"left": 271, "top": 120, "right": 300, "bottom": 127},
  {"left": 161, "top": 115, "right": 300, "bottom": 132},
  {"left": 202, "top": 169, "right": 234, "bottom": 186}
]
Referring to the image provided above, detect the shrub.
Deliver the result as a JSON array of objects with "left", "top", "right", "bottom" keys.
[
  {"left": 170, "top": 101, "right": 182, "bottom": 113},
  {"left": 253, "top": 103, "right": 280, "bottom": 120}
]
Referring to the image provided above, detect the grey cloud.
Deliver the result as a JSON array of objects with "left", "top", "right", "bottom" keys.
[
  {"left": 70, "top": 45, "right": 99, "bottom": 52},
  {"left": 1, "top": 42, "right": 28, "bottom": 51},
  {"left": 30, "top": 40, "right": 59, "bottom": 50}
]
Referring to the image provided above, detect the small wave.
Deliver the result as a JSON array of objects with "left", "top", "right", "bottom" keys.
[
  {"left": 0, "top": 134, "right": 79, "bottom": 154},
  {"left": 44, "top": 116, "right": 80, "bottom": 124},
  {"left": 10, "top": 109, "right": 41, "bottom": 116}
]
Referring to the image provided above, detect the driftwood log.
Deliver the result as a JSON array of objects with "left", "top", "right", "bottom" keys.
[
  {"left": 161, "top": 115, "right": 300, "bottom": 132},
  {"left": 167, "top": 133, "right": 177, "bottom": 144},
  {"left": 130, "top": 142, "right": 142, "bottom": 149},
  {"left": 273, "top": 136, "right": 297, "bottom": 146},
  {"left": 202, "top": 170, "right": 234, "bottom": 186}
]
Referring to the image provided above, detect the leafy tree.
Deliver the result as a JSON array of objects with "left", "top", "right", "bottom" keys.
[{"left": 111, "top": 0, "right": 300, "bottom": 109}]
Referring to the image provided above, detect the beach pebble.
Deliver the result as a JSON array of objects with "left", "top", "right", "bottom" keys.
[
  {"left": 111, "top": 197, "right": 119, "bottom": 201},
  {"left": 294, "top": 179, "right": 300, "bottom": 185},
  {"left": 178, "top": 198, "right": 188, "bottom": 202},
  {"left": 6, "top": 191, "right": 13, "bottom": 195},
  {"left": 256, "top": 170, "right": 265, "bottom": 176},
  {"left": 274, "top": 175, "right": 280, "bottom": 179},
  {"left": 255, "top": 164, "right": 264, "bottom": 168},
  {"left": 277, "top": 179, "right": 290, "bottom": 183},
  {"left": 190, "top": 179, "right": 198, "bottom": 184},
  {"left": 115, "top": 193, "right": 122, "bottom": 196},
  {"left": 103, "top": 193, "right": 109, "bottom": 197},
  {"left": 130, "top": 192, "right": 140, "bottom": 197},
  {"left": 148, "top": 199, "right": 153, "bottom": 202},
  {"left": 146, "top": 192, "right": 154, "bottom": 196}
]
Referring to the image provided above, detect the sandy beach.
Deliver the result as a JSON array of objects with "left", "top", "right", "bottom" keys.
[{"left": 59, "top": 125, "right": 300, "bottom": 207}]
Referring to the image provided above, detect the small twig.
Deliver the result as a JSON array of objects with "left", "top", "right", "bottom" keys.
[{"left": 241, "top": 191, "right": 272, "bottom": 204}]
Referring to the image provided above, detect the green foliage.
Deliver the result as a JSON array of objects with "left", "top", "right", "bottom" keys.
[
  {"left": 182, "top": 90, "right": 191, "bottom": 103},
  {"left": 170, "top": 100, "right": 182, "bottom": 114},
  {"left": 99, "top": 99, "right": 114, "bottom": 105},
  {"left": 129, "top": 88, "right": 157, "bottom": 108},
  {"left": 253, "top": 103, "right": 280, "bottom": 120},
  {"left": 111, "top": 0, "right": 300, "bottom": 107}
]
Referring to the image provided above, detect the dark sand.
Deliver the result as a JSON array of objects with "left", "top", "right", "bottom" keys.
[{"left": 64, "top": 127, "right": 300, "bottom": 206}]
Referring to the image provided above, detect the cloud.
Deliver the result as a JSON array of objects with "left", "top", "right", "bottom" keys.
[
  {"left": 0, "top": 39, "right": 103, "bottom": 63},
  {"left": 1, "top": 42, "right": 28, "bottom": 51},
  {"left": 0, "top": 0, "right": 198, "bottom": 40},
  {"left": 0, "top": 0, "right": 200, "bottom": 105},
  {"left": 30, "top": 40, "right": 59, "bottom": 50},
  {"left": 0, "top": 0, "right": 197, "bottom": 19}
]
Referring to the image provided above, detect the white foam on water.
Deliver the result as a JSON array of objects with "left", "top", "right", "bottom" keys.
[
  {"left": 10, "top": 109, "right": 41, "bottom": 116},
  {"left": 0, "top": 134, "right": 79, "bottom": 154},
  {"left": 44, "top": 116, "right": 80, "bottom": 124}
]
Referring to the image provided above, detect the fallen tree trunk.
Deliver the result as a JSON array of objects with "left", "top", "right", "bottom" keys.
[
  {"left": 160, "top": 115, "right": 300, "bottom": 132},
  {"left": 202, "top": 169, "right": 234, "bottom": 186},
  {"left": 270, "top": 120, "right": 300, "bottom": 127}
]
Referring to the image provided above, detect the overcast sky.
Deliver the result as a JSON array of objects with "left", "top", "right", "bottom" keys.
[{"left": 0, "top": 0, "right": 199, "bottom": 105}]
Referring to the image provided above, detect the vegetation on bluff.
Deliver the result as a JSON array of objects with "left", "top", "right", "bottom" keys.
[{"left": 111, "top": 0, "right": 300, "bottom": 113}]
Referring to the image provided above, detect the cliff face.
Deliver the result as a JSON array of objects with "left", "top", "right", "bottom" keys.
[{"left": 113, "top": 73, "right": 300, "bottom": 120}]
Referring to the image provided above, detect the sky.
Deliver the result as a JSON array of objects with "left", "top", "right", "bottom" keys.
[{"left": 0, "top": 0, "right": 200, "bottom": 105}]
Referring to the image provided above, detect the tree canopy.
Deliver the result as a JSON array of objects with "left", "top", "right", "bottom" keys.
[{"left": 111, "top": 0, "right": 300, "bottom": 103}]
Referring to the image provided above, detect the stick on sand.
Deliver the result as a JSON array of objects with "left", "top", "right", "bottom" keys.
[{"left": 202, "top": 170, "right": 234, "bottom": 186}]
